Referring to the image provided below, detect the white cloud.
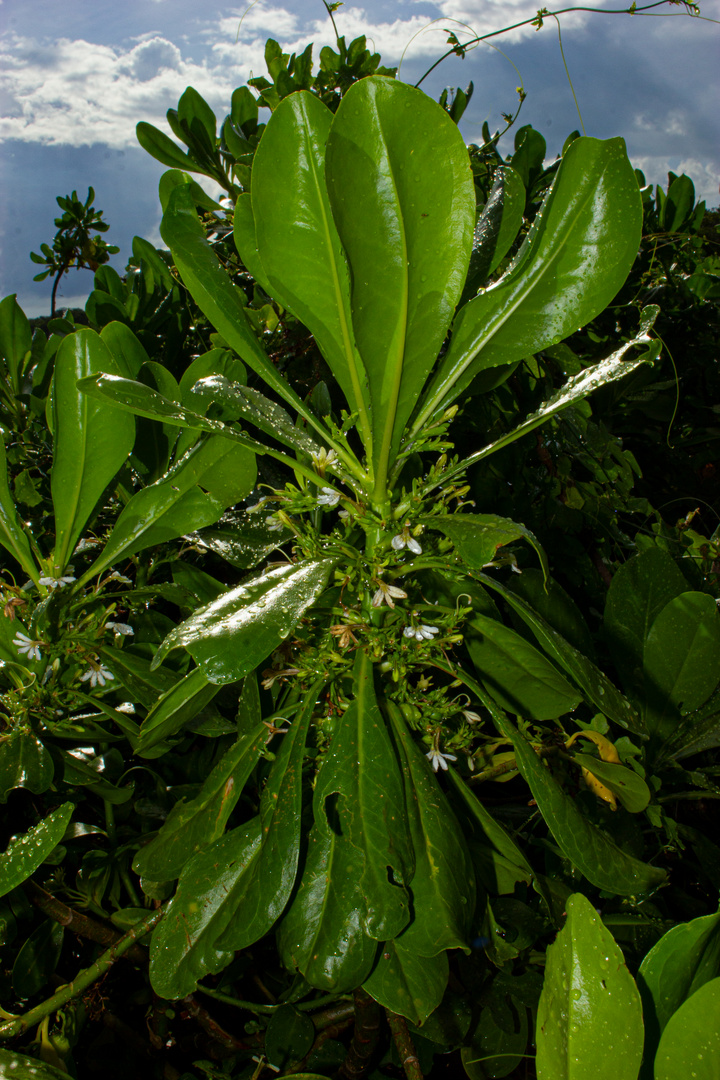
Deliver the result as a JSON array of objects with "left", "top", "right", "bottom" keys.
[
  {"left": 632, "top": 155, "right": 720, "bottom": 206},
  {"left": 0, "top": 31, "right": 266, "bottom": 148}
]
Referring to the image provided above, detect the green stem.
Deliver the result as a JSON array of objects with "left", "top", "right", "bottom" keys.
[
  {"left": 0, "top": 906, "right": 164, "bottom": 1041},
  {"left": 385, "top": 1009, "right": 423, "bottom": 1080},
  {"left": 104, "top": 800, "right": 117, "bottom": 845},
  {"left": 197, "top": 985, "right": 347, "bottom": 1015}
]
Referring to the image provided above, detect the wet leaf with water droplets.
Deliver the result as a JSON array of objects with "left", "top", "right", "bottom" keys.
[
  {"left": 536, "top": 892, "right": 643, "bottom": 1080},
  {"left": 0, "top": 803, "right": 73, "bottom": 900}
]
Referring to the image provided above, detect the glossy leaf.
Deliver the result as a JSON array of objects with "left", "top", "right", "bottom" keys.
[
  {"left": 446, "top": 768, "right": 534, "bottom": 895},
  {"left": 251, "top": 91, "right": 372, "bottom": 449},
  {"left": 362, "top": 940, "right": 448, "bottom": 1026},
  {"left": 265, "top": 1005, "right": 316, "bottom": 1071},
  {"left": 191, "top": 376, "right": 320, "bottom": 455},
  {"left": 467, "top": 610, "right": 581, "bottom": 720},
  {"left": 12, "top": 918, "right": 64, "bottom": 997},
  {"left": 536, "top": 892, "right": 644, "bottom": 1080},
  {"left": 604, "top": 548, "right": 688, "bottom": 701},
  {"left": 160, "top": 184, "right": 324, "bottom": 432},
  {"left": 642, "top": 592, "right": 720, "bottom": 741},
  {"left": 189, "top": 512, "right": 290, "bottom": 570},
  {"left": 570, "top": 753, "right": 650, "bottom": 812},
  {"left": 84, "top": 435, "right": 256, "bottom": 584},
  {"left": 461, "top": 997, "right": 528, "bottom": 1079},
  {"left": 98, "top": 646, "right": 177, "bottom": 710},
  {"left": 178, "top": 349, "right": 247, "bottom": 416},
  {"left": 653, "top": 977, "right": 720, "bottom": 1080},
  {"left": 150, "top": 689, "right": 319, "bottom": 998},
  {"left": 152, "top": 558, "right": 334, "bottom": 684},
  {"left": 100, "top": 321, "right": 148, "bottom": 379},
  {"left": 0, "top": 434, "right": 40, "bottom": 584},
  {"left": 133, "top": 722, "right": 268, "bottom": 880},
  {"left": 325, "top": 75, "right": 475, "bottom": 478},
  {"left": 136, "top": 121, "right": 207, "bottom": 174},
  {"left": 233, "top": 193, "right": 273, "bottom": 294},
  {"left": 51, "top": 330, "right": 135, "bottom": 571},
  {"left": 277, "top": 818, "right": 378, "bottom": 992},
  {"left": 426, "top": 314, "right": 659, "bottom": 485},
  {"left": 414, "top": 135, "right": 643, "bottom": 427},
  {"left": 387, "top": 704, "right": 475, "bottom": 955},
  {"left": 313, "top": 651, "right": 412, "bottom": 941},
  {"left": 0, "top": 732, "right": 54, "bottom": 803},
  {"left": 420, "top": 513, "right": 548, "bottom": 581},
  {"left": 149, "top": 819, "right": 262, "bottom": 999},
  {"left": 158, "top": 169, "right": 222, "bottom": 213},
  {"left": 0, "top": 1049, "right": 74, "bottom": 1079},
  {"left": 462, "top": 165, "right": 526, "bottom": 300},
  {"left": 0, "top": 803, "right": 73, "bottom": 900},
  {"left": 506, "top": 568, "right": 595, "bottom": 661},
  {"left": 497, "top": 714, "right": 665, "bottom": 894},
  {"left": 0, "top": 293, "right": 31, "bottom": 394},
  {"left": 637, "top": 906, "right": 720, "bottom": 1078},
  {"left": 479, "top": 573, "right": 644, "bottom": 733},
  {"left": 135, "top": 666, "right": 222, "bottom": 755}
]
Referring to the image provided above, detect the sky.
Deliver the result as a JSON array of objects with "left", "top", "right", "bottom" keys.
[{"left": 1, "top": 0, "right": 718, "bottom": 316}]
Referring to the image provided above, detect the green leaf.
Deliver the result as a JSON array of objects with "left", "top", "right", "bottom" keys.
[
  {"left": 177, "top": 86, "right": 217, "bottom": 148},
  {"left": 467, "top": 610, "right": 582, "bottom": 720},
  {"left": 415, "top": 135, "right": 643, "bottom": 426},
  {"left": 362, "top": 940, "right": 448, "bottom": 1026},
  {"left": 158, "top": 168, "right": 223, "bottom": 213},
  {"left": 12, "top": 918, "right": 64, "bottom": 998},
  {"left": 136, "top": 121, "right": 209, "bottom": 175},
  {"left": 642, "top": 592, "right": 720, "bottom": 741},
  {"left": 653, "top": 977, "right": 720, "bottom": 1080},
  {"left": 387, "top": 704, "right": 474, "bottom": 955},
  {"left": 0, "top": 803, "right": 73, "bottom": 899},
  {"left": 637, "top": 906, "right": 720, "bottom": 1079},
  {"left": 178, "top": 349, "right": 247, "bottom": 416},
  {"left": 506, "top": 568, "right": 595, "bottom": 661},
  {"left": 571, "top": 753, "right": 650, "bottom": 812},
  {"left": 662, "top": 173, "right": 695, "bottom": 232},
  {"left": 0, "top": 1049, "right": 75, "bottom": 1079},
  {"left": 251, "top": 91, "right": 372, "bottom": 450},
  {"left": 51, "top": 329, "right": 135, "bottom": 571},
  {"left": 152, "top": 559, "right": 334, "bottom": 684},
  {"left": 421, "top": 513, "right": 548, "bottom": 580},
  {"left": 497, "top": 714, "right": 665, "bottom": 894},
  {"left": 265, "top": 1005, "right": 316, "bottom": 1071},
  {"left": 604, "top": 548, "right": 688, "bottom": 701},
  {"left": 446, "top": 768, "right": 534, "bottom": 895},
  {"left": 188, "top": 512, "right": 290, "bottom": 570},
  {"left": 536, "top": 892, "right": 643, "bottom": 1080},
  {"left": 0, "top": 732, "right": 54, "bottom": 803},
  {"left": 190, "top": 376, "right": 320, "bottom": 456},
  {"left": 233, "top": 194, "right": 273, "bottom": 294},
  {"left": 325, "top": 75, "right": 475, "bottom": 483},
  {"left": 135, "top": 666, "right": 222, "bottom": 755},
  {"left": 0, "top": 434, "right": 40, "bottom": 584},
  {"left": 160, "top": 184, "right": 323, "bottom": 431},
  {"left": 461, "top": 992, "right": 529, "bottom": 1079},
  {"left": 439, "top": 315, "right": 660, "bottom": 481},
  {"left": 479, "top": 573, "right": 644, "bottom": 734},
  {"left": 149, "top": 818, "right": 262, "bottom": 998},
  {"left": 0, "top": 293, "right": 31, "bottom": 395},
  {"left": 276, "top": 818, "right": 378, "bottom": 992},
  {"left": 98, "top": 646, "right": 178, "bottom": 709},
  {"left": 133, "top": 722, "right": 268, "bottom": 880},
  {"left": 84, "top": 435, "right": 256, "bottom": 584},
  {"left": 313, "top": 651, "right": 412, "bottom": 941},
  {"left": 150, "top": 687, "right": 320, "bottom": 998},
  {"left": 462, "top": 166, "right": 526, "bottom": 300},
  {"left": 215, "top": 682, "right": 321, "bottom": 953}
]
